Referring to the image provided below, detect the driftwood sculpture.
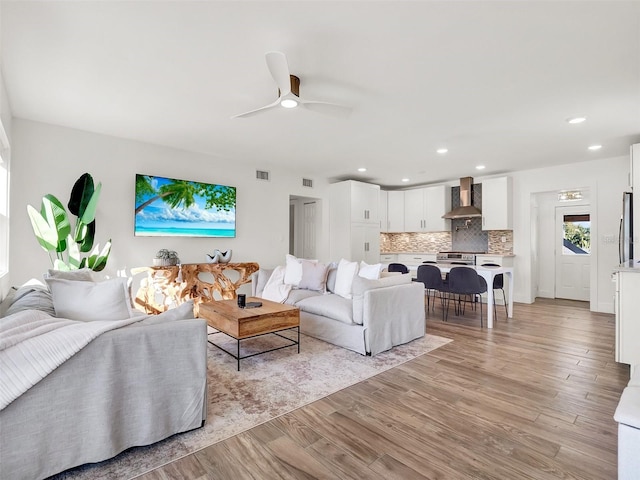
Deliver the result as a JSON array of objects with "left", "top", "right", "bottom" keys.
[{"left": 133, "top": 262, "right": 259, "bottom": 314}]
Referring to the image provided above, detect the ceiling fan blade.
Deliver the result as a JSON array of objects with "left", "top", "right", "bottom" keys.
[
  {"left": 265, "top": 51, "right": 292, "bottom": 96},
  {"left": 300, "top": 99, "right": 352, "bottom": 117},
  {"left": 231, "top": 98, "right": 281, "bottom": 119}
]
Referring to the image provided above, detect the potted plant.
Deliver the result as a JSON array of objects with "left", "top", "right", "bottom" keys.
[{"left": 27, "top": 173, "right": 111, "bottom": 271}]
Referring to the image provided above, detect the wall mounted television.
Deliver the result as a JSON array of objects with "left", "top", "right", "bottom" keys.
[{"left": 134, "top": 174, "right": 236, "bottom": 237}]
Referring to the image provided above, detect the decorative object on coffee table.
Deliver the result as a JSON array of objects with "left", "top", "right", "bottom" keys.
[{"left": 133, "top": 262, "right": 259, "bottom": 314}]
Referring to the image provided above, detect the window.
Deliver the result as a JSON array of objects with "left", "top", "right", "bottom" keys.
[{"left": 562, "top": 214, "right": 590, "bottom": 255}]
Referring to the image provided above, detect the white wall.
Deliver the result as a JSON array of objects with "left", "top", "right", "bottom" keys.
[
  {"left": 9, "top": 119, "right": 331, "bottom": 288},
  {"left": 504, "top": 155, "right": 628, "bottom": 313},
  {"left": 0, "top": 68, "right": 13, "bottom": 300}
]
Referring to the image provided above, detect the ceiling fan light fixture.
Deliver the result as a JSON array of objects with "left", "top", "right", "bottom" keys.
[{"left": 280, "top": 98, "right": 298, "bottom": 109}]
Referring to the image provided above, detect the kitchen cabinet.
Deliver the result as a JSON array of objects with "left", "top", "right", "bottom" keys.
[
  {"left": 351, "top": 223, "right": 381, "bottom": 264},
  {"left": 404, "top": 186, "right": 451, "bottom": 232},
  {"left": 387, "top": 191, "right": 405, "bottom": 232},
  {"left": 379, "top": 190, "right": 388, "bottom": 232},
  {"left": 330, "top": 180, "right": 381, "bottom": 262},
  {"left": 397, "top": 253, "right": 438, "bottom": 265},
  {"left": 380, "top": 254, "right": 397, "bottom": 263},
  {"left": 614, "top": 269, "right": 640, "bottom": 375},
  {"left": 481, "top": 176, "right": 513, "bottom": 231}
]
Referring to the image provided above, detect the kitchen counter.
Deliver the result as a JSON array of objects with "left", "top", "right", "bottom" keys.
[{"left": 614, "top": 260, "right": 640, "bottom": 272}]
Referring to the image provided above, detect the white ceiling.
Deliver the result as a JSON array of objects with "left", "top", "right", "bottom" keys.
[{"left": 2, "top": 1, "right": 639, "bottom": 187}]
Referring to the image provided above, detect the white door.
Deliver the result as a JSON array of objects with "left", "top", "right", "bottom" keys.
[
  {"left": 555, "top": 205, "right": 590, "bottom": 301},
  {"left": 302, "top": 201, "right": 317, "bottom": 259}
]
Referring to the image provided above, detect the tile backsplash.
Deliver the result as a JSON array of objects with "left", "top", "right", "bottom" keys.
[{"left": 380, "top": 232, "right": 451, "bottom": 252}]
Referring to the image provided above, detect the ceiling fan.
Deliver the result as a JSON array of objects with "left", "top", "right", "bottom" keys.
[{"left": 232, "top": 51, "right": 351, "bottom": 119}]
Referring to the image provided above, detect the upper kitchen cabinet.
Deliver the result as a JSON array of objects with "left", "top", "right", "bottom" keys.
[
  {"left": 387, "top": 191, "right": 405, "bottom": 232},
  {"left": 379, "top": 190, "right": 388, "bottom": 232},
  {"left": 404, "top": 185, "right": 451, "bottom": 232},
  {"left": 481, "top": 176, "right": 513, "bottom": 231},
  {"left": 346, "top": 180, "right": 379, "bottom": 223}
]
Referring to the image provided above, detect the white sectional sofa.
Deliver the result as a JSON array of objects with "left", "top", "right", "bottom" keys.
[
  {"left": 252, "top": 263, "right": 426, "bottom": 355},
  {"left": 614, "top": 366, "right": 640, "bottom": 480},
  {"left": 0, "top": 276, "right": 208, "bottom": 480}
]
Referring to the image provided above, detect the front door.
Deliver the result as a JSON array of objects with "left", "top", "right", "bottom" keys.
[{"left": 555, "top": 205, "right": 591, "bottom": 301}]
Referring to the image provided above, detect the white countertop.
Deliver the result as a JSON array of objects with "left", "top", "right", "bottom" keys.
[{"left": 614, "top": 260, "right": 640, "bottom": 272}]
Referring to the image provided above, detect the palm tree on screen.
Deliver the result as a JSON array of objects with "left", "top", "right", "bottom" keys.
[{"left": 135, "top": 175, "right": 235, "bottom": 214}]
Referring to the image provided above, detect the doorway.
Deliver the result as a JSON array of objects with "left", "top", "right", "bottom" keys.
[
  {"left": 554, "top": 205, "right": 591, "bottom": 301},
  {"left": 289, "top": 196, "right": 321, "bottom": 259}
]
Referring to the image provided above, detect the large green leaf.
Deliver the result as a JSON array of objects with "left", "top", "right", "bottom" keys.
[
  {"left": 67, "top": 234, "right": 82, "bottom": 269},
  {"left": 41, "top": 195, "right": 71, "bottom": 250},
  {"left": 77, "top": 221, "right": 95, "bottom": 253},
  {"left": 67, "top": 173, "right": 94, "bottom": 218},
  {"left": 79, "top": 183, "right": 101, "bottom": 225},
  {"left": 87, "top": 240, "right": 111, "bottom": 272},
  {"left": 26, "top": 205, "right": 57, "bottom": 251}
]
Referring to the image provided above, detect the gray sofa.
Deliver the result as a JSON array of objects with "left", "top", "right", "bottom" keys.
[
  {"left": 614, "top": 365, "right": 640, "bottom": 480},
  {"left": 0, "top": 284, "right": 208, "bottom": 480},
  {"left": 252, "top": 268, "right": 425, "bottom": 355}
]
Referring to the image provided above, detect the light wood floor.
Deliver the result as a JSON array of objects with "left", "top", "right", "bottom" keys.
[{"left": 139, "top": 298, "right": 629, "bottom": 480}]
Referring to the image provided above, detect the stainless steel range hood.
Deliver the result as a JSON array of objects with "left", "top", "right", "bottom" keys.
[{"left": 442, "top": 177, "right": 482, "bottom": 219}]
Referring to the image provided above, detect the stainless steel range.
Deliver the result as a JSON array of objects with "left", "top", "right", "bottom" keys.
[{"left": 436, "top": 251, "right": 481, "bottom": 265}]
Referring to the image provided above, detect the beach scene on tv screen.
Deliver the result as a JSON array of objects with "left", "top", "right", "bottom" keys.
[{"left": 135, "top": 174, "right": 236, "bottom": 237}]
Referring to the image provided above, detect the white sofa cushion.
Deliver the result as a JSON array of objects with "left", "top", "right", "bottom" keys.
[
  {"left": 298, "top": 260, "right": 329, "bottom": 292},
  {"left": 358, "top": 261, "right": 383, "bottom": 280},
  {"left": 351, "top": 274, "right": 412, "bottom": 325},
  {"left": 334, "top": 259, "right": 359, "bottom": 299},
  {"left": 296, "top": 294, "right": 354, "bottom": 325},
  {"left": 46, "top": 277, "right": 133, "bottom": 321},
  {"left": 284, "top": 289, "right": 322, "bottom": 306},
  {"left": 284, "top": 254, "right": 304, "bottom": 286}
]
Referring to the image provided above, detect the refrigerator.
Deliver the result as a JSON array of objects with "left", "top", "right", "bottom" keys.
[{"left": 619, "top": 191, "right": 633, "bottom": 264}]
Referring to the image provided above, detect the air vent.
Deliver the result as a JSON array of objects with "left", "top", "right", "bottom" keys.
[
  {"left": 302, "top": 178, "right": 313, "bottom": 188},
  {"left": 256, "top": 170, "right": 270, "bottom": 181}
]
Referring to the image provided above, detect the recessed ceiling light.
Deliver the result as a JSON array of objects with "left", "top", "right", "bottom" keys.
[
  {"left": 588, "top": 144, "right": 602, "bottom": 151},
  {"left": 357, "top": 167, "right": 367, "bottom": 172},
  {"left": 280, "top": 99, "right": 298, "bottom": 109},
  {"left": 401, "top": 178, "right": 410, "bottom": 183},
  {"left": 436, "top": 148, "right": 448, "bottom": 154},
  {"left": 567, "top": 117, "right": 586, "bottom": 124},
  {"left": 476, "top": 165, "right": 486, "bottom": 170}
]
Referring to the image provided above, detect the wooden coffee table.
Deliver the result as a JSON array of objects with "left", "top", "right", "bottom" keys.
[{"left": 198, "top": 297, "right": 300, "bottom": 370}]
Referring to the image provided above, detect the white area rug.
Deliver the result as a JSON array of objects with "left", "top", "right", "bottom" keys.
[{"left": 53, "top": 332, "right": 452, "bottom": 479}]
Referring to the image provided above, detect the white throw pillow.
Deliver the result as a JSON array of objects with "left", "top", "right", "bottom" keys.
[
  {"left": 298, "top": 260, "right": 329, "bottom": 291},
  {"left": 284, "top": 254, "right": 303, "bottom": 286},
  {"left": 334, "top": 259, "right": 359, "bottom": 299},
  {"left": 358, "top": 261, "right": 383, "bottom": 280},
  {"left": 46, "top": 277, "right": 133, "bottom": 321}
]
